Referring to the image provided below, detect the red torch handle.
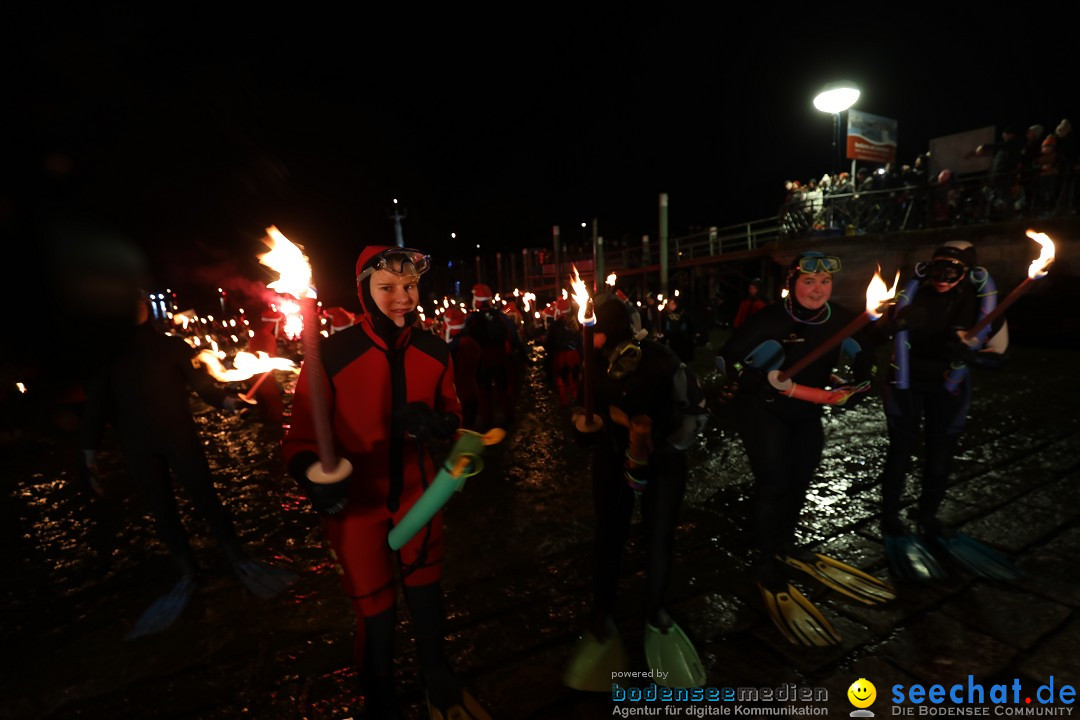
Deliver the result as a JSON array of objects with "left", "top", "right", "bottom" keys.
[
  {"left": 583, "top": 320, "right": 594, "bottom": 423},
  {"left": 240, "top": 371, "right": 272, "bottom": 402},
  {"left": 964, "top": 276, "right": 1032, "bottom": 341},
  {"left": 302, "top": 297, "right": 337, "bottom": 473},
  {"left": 776, "top": 310, "right": 873, "bottom": 383}
]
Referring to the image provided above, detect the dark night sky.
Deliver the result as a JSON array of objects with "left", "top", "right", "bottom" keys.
[{"left": 9, "top": 7, "right": 1075, "bottom": 314}]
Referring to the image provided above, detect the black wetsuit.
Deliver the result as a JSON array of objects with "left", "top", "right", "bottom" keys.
[
  {"left": 878, "top": 279, "right": 1003, "bottom": 534},
  {"left": 81, "top": 321, "right": 239, "bottom": 574},
  {"left": 590, "top": 338, "right": 707, "bottom": 622},
  {"left": 718, "top": 300, "right": 873, "bottom": 585}
]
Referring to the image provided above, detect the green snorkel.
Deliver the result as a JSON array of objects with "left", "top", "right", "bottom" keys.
[{"left": 387, "top": 428, "right": 505, "bottom": 551}]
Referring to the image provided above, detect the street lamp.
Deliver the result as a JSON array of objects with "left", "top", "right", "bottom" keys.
[{"left": 813, "top": 80, "right": 860, "bottom": 175}]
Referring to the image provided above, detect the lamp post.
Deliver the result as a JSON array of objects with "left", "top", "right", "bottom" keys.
[
  {"left": 813, "top": 81, "right": 860, "bottom": 176},
  {"left": 388, "top": 198, "right": 406, "bottom": 247}
]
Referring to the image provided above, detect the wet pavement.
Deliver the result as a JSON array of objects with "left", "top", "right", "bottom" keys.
[{"left": 4, "top": 338, "right": 1080, "bottom": 720}]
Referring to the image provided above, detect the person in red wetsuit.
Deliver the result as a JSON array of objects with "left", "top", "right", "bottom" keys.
[
  {"left": 282, "top": 246, "right": 489, "bottom": 719},
  {"left": 732, "top": 278, "right": 766, "bottom": 329}
]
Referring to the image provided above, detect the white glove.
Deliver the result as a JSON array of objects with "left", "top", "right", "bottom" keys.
[{"left": 306, "top": 457, "right": 354, "bottom": 485}]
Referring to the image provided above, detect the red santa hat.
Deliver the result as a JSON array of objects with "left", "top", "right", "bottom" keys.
[
  {"left": 472, "top": 283, "right": 493, "bottom": 306},
  {"left": 325, "top": 306, "right": 355, "bottom": 333},
  {"left": 261, "top": 305, "right": 285, "bottom": 337},
  {"left": 443, "top": 306, "right": 467, "bottom": 341}
]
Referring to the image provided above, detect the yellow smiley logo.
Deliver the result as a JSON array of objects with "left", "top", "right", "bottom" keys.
[{"left": 848, "top": 678, "right": 876, "bottom": 708}]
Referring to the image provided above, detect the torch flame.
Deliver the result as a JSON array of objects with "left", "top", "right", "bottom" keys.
[
  {"left": 569, "top": 264, "right": 594, "bottom": 325},
  {"left": 605, "top": 272, "right": 617, "bottom": 287},
  {"left": 197, "top": 349, "right": 298, "bottom": 382},
  {"left": 259, "top": 226, "right": 315, "bottom": 300},
  {"left": 522, "top": 291, "right": 536, "bottom": 312},
  {"left": 866, "top": 265, "right": 900, "bottom": 319},
  {"left": 1024, "top": 230, "right": 1056, "bottom": 279}
]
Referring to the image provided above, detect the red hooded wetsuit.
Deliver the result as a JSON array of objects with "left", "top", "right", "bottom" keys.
[{"left": 282, "top": 248, "right": 462, "bottom": 620}]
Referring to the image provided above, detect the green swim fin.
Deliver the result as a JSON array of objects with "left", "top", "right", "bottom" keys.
[
  {"left": 562, "top": 618, "right": 630, "bottom": 692},
  {"left": 233, "top": 559, "right": 299, "bottom": 599},
  {"left": 933, "top": 532, "right": 1022, "bottom": 581},
  {"left": 644, "top": 620, "right": 707, "bottom": 688},
  {"left": 757, "top": 581, "right": 841, "bottom": 647},
  {"left": 780, "top": 548, "right": 896, "bottom": 605},
  {"left": 884, "top": 534, "right": 949, "bottom": 582},
  {"left": 125, "top": 574, "right": 197, "bottom": 640}
]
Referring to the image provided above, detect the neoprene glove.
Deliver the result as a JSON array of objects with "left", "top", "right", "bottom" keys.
[
  {"left": 288, "top": 450, "right": 351, "bottom": 517},
  {"left": 223, "top": 394, "right": 257, "bottom": 413},
  {"left": 395, "top": 401, "right": 459, "bottom": 441},
  {"left": 944, "top": 340, "right": 978, "bottom": 365}
]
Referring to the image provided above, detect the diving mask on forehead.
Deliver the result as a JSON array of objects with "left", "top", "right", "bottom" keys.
[
  {"left": 796, "top": 255, "right": 841, "bottom": 274},
  {"left": 356, "top": 248, "right": 431, "bottom": 284}
]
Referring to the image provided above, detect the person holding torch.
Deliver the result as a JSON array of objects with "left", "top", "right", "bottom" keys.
[
  {"left": 282, "top": 246, "right": 490, "bottom": 720},
  {"left": 876, "top": 240, "right": 1020, "bottom": 582},
  {"left": 564, "top": 292, "right": 710, "bottom": 691},
  {"left": 715, "top": 251, "right": 893, "bottom": 647}
]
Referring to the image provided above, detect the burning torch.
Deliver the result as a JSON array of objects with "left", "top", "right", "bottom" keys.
[
  {"left": 258, "top": 226, "right": 350, "bottom": 481},
  {"left": 961, "top": 230, "right": 1056, "bottom": 345},
  {"left": 570, "top": 264, "right": 603, "bottom": 433}
]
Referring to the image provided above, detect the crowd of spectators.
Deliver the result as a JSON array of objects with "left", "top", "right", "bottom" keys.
[{"left": 779, "top": 118, "right": 1077, "bottom": 237}]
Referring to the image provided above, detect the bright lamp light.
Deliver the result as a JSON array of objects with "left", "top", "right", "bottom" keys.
[{"left": 813, "top": 81, "right": 860, "bottom": 113}]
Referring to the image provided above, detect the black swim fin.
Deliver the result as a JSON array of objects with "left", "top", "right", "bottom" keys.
[
  {"left": 233, "top": 559, "right": 299, "bottom": 599},
  {"left": 125, "top": 574, "right": 197, "bottom": 640}
]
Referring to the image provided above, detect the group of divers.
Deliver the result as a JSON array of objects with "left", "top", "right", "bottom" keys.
[
  {"left": 80, "top": 240, "right": 1023, "bottom": 718},
  {"left": 557, "top": 240, "right": 1019, "bottom": 691}
]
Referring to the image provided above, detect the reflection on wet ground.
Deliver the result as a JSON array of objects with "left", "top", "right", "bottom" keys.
[{"left": 3, "top": 343, "right": 1079, "bottom": 719}]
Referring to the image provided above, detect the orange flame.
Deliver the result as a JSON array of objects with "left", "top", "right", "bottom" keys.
[
  {"left": 197, "top": 350, "right": 298, "bottom": 382},
  {"left": 259, "top": 226, "right": 315, "bottom": 300},
  {"left": 866, "top": 265, "right": 900, "bottom": 319},
  {"left": 1024, "top": 230, "right": 1056, "bottom": 279},
  {"left": 569, "top": 264, "right": 594, "bottom": 325}
]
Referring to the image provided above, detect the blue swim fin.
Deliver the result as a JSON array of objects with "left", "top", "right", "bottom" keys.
[
  {"left": 884, "top": 534, "right": 949, "bottom": 582},
  {"left": 233, "top": 559, "right": 299, "bottom": 599},
  {"left": 933, "top": 532, "right": 1022, "bottom": 581},
  {"left": 125, "top": 574, "right": 197, "bottom": 640}
]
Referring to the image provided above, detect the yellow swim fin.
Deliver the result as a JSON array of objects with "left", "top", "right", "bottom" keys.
[{"left": 757, "top": 581, "right": 841, "bottom": 647}]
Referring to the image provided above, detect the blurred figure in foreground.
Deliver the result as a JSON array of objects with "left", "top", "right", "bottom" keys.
[{"left": 82, "top": 291, "right": 295, "bottom": 640}]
